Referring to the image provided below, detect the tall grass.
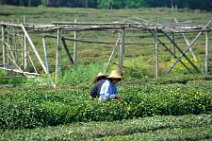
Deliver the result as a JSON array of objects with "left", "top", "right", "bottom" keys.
[{"left": 59, "top": 64, "right": 104, "bottom": 86}]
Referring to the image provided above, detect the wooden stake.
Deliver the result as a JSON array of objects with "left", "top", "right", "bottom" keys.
[
  {"left": 154, "top": 28, "right": 159, "bottom": 77},
  {"left": 55, "top": 28, "right": 61, "bottom": 83},
  {"left": 74, "top": 19, "right": 77, "bottom": 66},
  {"left": 23, "top": 16, "right": 28, "bottom": 70},
  {"left": 21, "top": 24, "right": 48, "bottom": 74},
  {"left": 42, "top": 37, "right": 56, "bottom": 87},
  {"left": 42, "top": 37, "right": 49, "bottom": 74},
  {"left": 2, "top": 25, "right": 6, "bottom": 67},
  {"left": 205, "top": 32, "right": 209, "bottom": 75},
  {"left": 11, "top": 19, "right": 18, "bottom": 64},
  {"left": 119, "top": 28, "right": 125, "bottom": 72},
  {"left": 171, "top": 33, "right": 175, "bottom": 55}
]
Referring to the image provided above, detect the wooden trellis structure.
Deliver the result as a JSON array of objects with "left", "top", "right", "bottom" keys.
[{"left": 0, "top": 18, "right": 211, "bottom": 84}]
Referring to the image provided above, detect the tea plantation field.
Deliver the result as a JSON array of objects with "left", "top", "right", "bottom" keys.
[
  {"left": 0, "top": 6, "right": 212, "bottom": 141},
  {"left": 0, "top": 74, "right": 212, "bottom": 140}
]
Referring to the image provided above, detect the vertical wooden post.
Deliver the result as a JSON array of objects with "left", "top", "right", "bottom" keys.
[
  {"left": 23, "top": 16, "right": 28, "bottom": 70},
  {"left": 73, "top": 19, "right": 77, "bottom": 66},
  {"left": 154, "top": 28, "right": 159, "bottom": 78},
  {"left": 42, "top": 37, "right": 49, "bottom": 74},
  {"left": 2, "top": 25, "right": 6, "bottom": 67},
  {"left": 171, "top": 33, "right": 175, "bottom": 55},
  {"left": 42, "top": 37, "right": 55, "bottom": 87},
  {"left": 205, "top": 32, "right": 209, "bottom": 75},
  {"left": 118, "top": 28, "right": 125, "bottom": 72},
  {"left": 55, "top": 28, "right": 61, "bottom": 83},
  {"left": 12, "top": 19, "right": 18, "bottom": 62}
]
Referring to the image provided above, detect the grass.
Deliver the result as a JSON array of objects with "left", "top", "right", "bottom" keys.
[
  {"left": 0, "top": 6, "right": 212, "bottom": 77},
  {"left": 0, "top": 6, "right": 211, "bottom": 23}
]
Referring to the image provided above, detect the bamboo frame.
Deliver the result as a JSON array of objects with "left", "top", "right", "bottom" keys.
[
  {"left": 0, "top": 19, "right": 211, "bottom": 83},
  {"left": 165, "top": 20, "right": 211, "bottom": 73},
  {"left": 148, "top": 30, "right": 193, "bottom": 74}
]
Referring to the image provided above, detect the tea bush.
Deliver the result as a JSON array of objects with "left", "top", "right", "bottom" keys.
[{"left": 0, "top": 82, "right": 211, "bottom": 129}]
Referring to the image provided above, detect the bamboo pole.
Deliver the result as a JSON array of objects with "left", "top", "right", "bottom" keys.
[
  {"left": 154, "top": 28, "right": 159, "bottom": 77},
  {"left": 2, "top": 25, "right": 6, "bottom": 67},
  {"left": 0, "top": 66, "right": 39, "bottom": 76},
  {"left": 21, "top": 24, "right": 48, "bottom": 74},
  {"left": 205, "top": 32, "right": 209, "bottom": 75},
  {"left": 42, "top": 37, "right": 49, "bottom": 74},
  {"left": 11, "top": 19, "right": 18, "bottom": 64},
  {"left": 55, "top": 28, "right": 61, "bottom": 83},
  {"left": 6, "top": 30, "right": 10, "bottom": 64},
  {"left": 23, "top": 16, "right": 28, "bottom": 70},
  {"left": 171, "top": 33, "right": 175, "bottom": 55},
  {"left": 118, "top": 28, "right": 125, "bottom": 72},
  {"left": 42, "top": 37, "right": 56, "bottom": 87},
  {"left": 13, "top": 32, "right": 17, "bottom": 62},
  {"left": 61, "top": 37, "right": 75, "bottom": 65},
  {"left": 105, "top": 38, "right": 120, "bottom": 72},
  {"left": 74, "top": 19, "right": 77, "bottom": 66}
]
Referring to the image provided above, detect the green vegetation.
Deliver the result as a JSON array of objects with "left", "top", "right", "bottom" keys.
[
  {"left": 0, "top": 6, "right": 211, "bottom": 141},
  {"left": 0, "top": 78, "right": 211, "bottom": 129},
  {"left": 0, "top": 114, "right": 211, "bottom": 140}
]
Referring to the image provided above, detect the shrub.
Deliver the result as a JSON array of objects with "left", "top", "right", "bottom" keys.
[{"left": 0, "top": 82, "right": 211, "bottom": 129}]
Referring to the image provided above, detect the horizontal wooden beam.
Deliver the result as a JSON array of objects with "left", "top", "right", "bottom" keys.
[
  {"left": 0, "top": 67, "right": 39, "bottom": 76},
  {"left": 0, "top": 20, "right": 211, "bottom": 33}
]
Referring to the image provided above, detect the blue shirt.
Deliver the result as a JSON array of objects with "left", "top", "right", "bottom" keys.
[
  {"left": 90, "top": 79, "right": 106, "bottom": 98},
  {"left": 99, "top": 79, "right": 118, "bottom": 101}
]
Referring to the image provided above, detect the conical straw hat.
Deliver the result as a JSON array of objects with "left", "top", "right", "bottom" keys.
[
  {"left": 107, "top": 70, "right": 122, "bottom": 79},
  {"left": 93, "top": 72, "right": 107, "bottom": 83}
]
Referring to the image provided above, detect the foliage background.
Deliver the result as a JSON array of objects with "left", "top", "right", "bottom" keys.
[{"left": 0, "top": 0, "right": 211, "bottom": 11}]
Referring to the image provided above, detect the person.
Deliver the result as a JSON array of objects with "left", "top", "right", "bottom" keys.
[
  {"left": 90, "top": 72, "right": 107, "bottom": 98},
  {"left": 99, "top": 70, "right": 122, "bottom": 101}
]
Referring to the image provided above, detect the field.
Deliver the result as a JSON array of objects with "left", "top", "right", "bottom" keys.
[{"left": 0, "top": 6, "right": 212, "bottom": 141}]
